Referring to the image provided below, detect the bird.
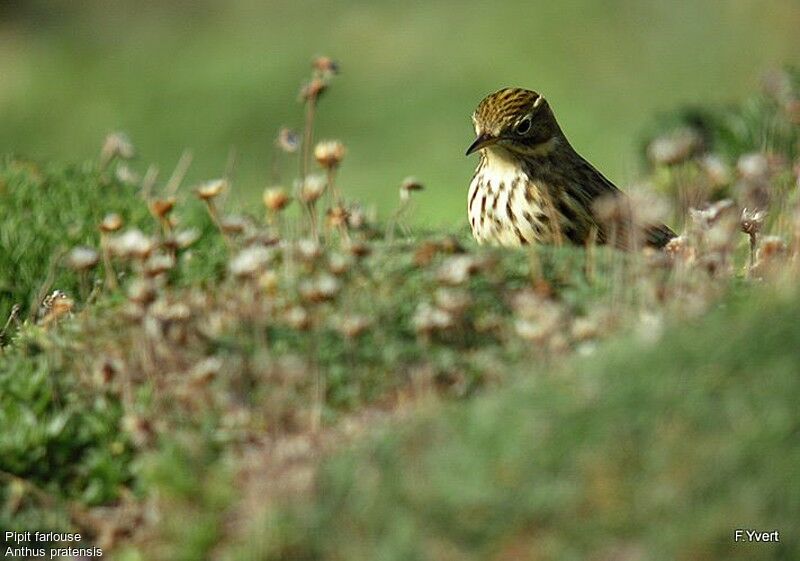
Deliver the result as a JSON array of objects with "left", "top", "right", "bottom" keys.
[{"left": 465, "top": 88, "right": 675, "bottom": 249}]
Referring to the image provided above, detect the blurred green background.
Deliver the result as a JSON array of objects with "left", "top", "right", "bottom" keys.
[{"left": 0, "top": 0, "right": 798, "bottom": 226}]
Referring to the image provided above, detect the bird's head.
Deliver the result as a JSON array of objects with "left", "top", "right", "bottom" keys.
[{"left": 466, "top": 88, "right": 563, "bottom": 158}]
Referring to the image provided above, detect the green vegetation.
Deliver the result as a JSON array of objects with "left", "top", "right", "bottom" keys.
[
  {"left": 270, "top": 288, "right": 800, "bottom": 560},
  {"left": 0, "top": 27, "right": 798, "bottom": 561}
]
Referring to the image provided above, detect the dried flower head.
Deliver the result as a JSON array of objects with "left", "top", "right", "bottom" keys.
[
  {"left": 285, "top": 306, "right": 311, "bottom": 330},
  {"left": 221, "top": 214, "right": 249, "bottom": 235},
  {"left": 298, "top": 175, "right": 326, "bottom": 204},
  {"left": 326, "top": 205, "right": 349, "bottom": 228},
  {"left": 172, "top": 228, "right": 201, "bottom": 250},
  {"left": 229, "top": 246, "right": 274, "bottom": 278},
  {"left": 101, "top": 132, "right": 135, "bottom": 164},
  {"left": 109, "top": 229, "right": 155, "bottom": 260},
  {"left": 263, "top": 187, "right": 292, "bottom": 212},
  {"left": 149, "top": 197, "right": 176, "bottom": 219},
  {"left": 327, "top": 252, "right": 352, "bottom": 275},
  {"left": 753, "top": 235, "right": 789, "bottom": 278},
  {"left": 314, "top": 140, "right": 346, "bottom": 169},
  {"left": 699, "top": 154, "right": 732, "bottom": 188},
  {"left": 434, "top": 288, "right": 472, "bottom": 315},
  {"left": 646, "top": 127, "right": 703, "bottom": 166},
  {"left": 346, "top": 204, "right": 367, "bottom": 230},
  {"left": 296, "top": 239, "right": 322, "bottom": 262},
  {"left": 437, "top": 255, "right": 482, "bottom": 285},
  {"left": 196, "top": 178, "right": 228, "bottom": 201},
  {"left": 115, "top": 164, "right": 140, "bottom": 185},
  {"left": 689, "top": 199, "right": 736, "bottom": 231},
  {"left": 68, "top": 246, "right": 100, "bottom": 271},
  {"left": 299, "top": 274, "right": 340, "bottom": 303},
  {"left": 399, "top": 176, "right": 424, "bottom": 202},
  {"left": 100, "top": 213, "right": 124, "bottom": 233},
  {"left": 740, "top": 208, "right": 767, "bottom": 236},
  {"left": 736, "top": 153, "right": 770, "bottom": 181},
  {"left": 412, "top": 303, "right": 454, "bottom": 335},
  {"left": 335, "top": 314, "right": 370, "bottom": 339},
  {"left": 313, "top": 56, "right": 339, "bottom": 76},
  {"left": 127, "top": 279, "right": 157, "bottom": 306},
  {"left": 276, "top": 127, "right": 300, "bottom": 153},
  {"left": 144, "top": 253, "right": 176, "bottom": 277}
]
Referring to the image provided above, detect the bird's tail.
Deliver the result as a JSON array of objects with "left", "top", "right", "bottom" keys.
[{"left": 643, "top": 223, "right": 677, "bottom": 249}]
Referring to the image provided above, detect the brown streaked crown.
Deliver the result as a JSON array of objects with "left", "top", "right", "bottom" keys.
[{"left": 472, "top": 88, "right": 543, "bottom": 135}]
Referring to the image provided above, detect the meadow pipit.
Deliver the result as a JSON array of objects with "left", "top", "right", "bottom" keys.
[{"left": 466, "top": 88, "right": 675, "bottom": 248}]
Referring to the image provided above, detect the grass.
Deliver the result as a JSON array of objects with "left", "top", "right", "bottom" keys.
[
  {"left": 266, "top": 286, "right": 800, "bottom": 561},
  {"left": 0, "top": 59, "right": 799, "bottom": 559}
]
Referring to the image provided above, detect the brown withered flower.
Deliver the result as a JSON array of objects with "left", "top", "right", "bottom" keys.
[
  {"left": 314, "top": 140, "right": 346, "bottom": 169},
  {"left": 263, "top": 187, "right": 292, "bottom": 212}
]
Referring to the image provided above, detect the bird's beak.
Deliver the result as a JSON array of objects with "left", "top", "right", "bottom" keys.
[{"left": 465, "top": 133, "right": 497, "bottom": 156}]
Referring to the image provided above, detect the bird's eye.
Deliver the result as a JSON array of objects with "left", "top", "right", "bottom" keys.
[{"left": 515, "top": 116, "right": 532, "bottom": 135}]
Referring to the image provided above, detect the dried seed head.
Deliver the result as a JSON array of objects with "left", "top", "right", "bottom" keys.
[
  {"left": 753, "top": 235, "right": 789, "bottom": 278},
  {"left": 127, "top": 279, "right": 157, "bottom": 306},
  {"left": 297, "top": 175, "right": 326, "bottom": 204},
  {"left": 700, "top": 154, "right": 731, "bottom": 188},
  {"left": 313, "top": 56, "right": 339, "bottom": 76},
  {"left": 346, "top": 204, "right": 367, "bottom": 230},
  {"left": 68, "top": 246, "right": 100, "bottom": 271},
  {"left": 299, "top": 273, "right": 340, "bottom": 303},
  {"left": 296, "top": 239, "right": 322, "bottom": 261},
  {"left": 196, "top": 178, "right": 228, "bottom": 201},
  {"left": 689, "top": 199, "right": 736, "bottom": 230},
  {"left": 740, "top": 208, "right": 767, "bottom": 236},
  {"left": 412, "top": 303, "right": 454, "bottom": 334},
  {"left": 314, "top": 140, "right": 346, "bottom": 169},
  {"left": 258, "top": 270, "right": 279, "bottom": 293},
  {"left": 285, "top": 306, "right": 311, "bottom": 330},
  {"left": 144, "top": 253, "right": 176, "bottom": 277},
  {"left": 100, "top": 213, "right": 124, "bottom": 233},
  {"left": 434, "top": 288, "right": 472, "bottom": 315},
  {"left": 150, "top": 299, "right": 192, "bottom": 322},
  {"left": 436, "top": 255, "right": 481, "bottom": 285},
  {"left": 276, "top": 127, "right": 300, "bottom": 153},
  {"left": 109, "top": 229, "right": 156, "bottom": 260},
  {"left": 101, "top": 132, "right": 135, "bottom": 163},
  {"left": 173, "top": 228, "right": 201, "bottom": 249},
  {"left": 737, "top": 153, "right": 770, "bottom": 181},
  {"left": 149, "top": 197, "right": 176, "bottom": 219},
  {"left": 263, "top": 187, "right": 292, "bottom": 212},
  {"left": 335, "top": 314, "right": 370, "bottom": 339},
  {"left": 326, "top": 205, "right": 349, "bottom": 228},
  {"left": 229, "top": 246, "right": 273, "bottom": 278},
  {"left": 646, "top": 127, "right": 703, "bottom": 166},
  {"left": 400, "top": 176, "right": 424, "bottom": 201},
  {"left": 115, "top": 164, "right": 140, "bottom": 184},
  {"left": 327, "top": 252, "right": 352, "bottom": 275},
  {"left": 191, "top": 357, "right": 222, "bottom": 386},
  {"left": 220, "top": 214, "right": 249, "bottom": 235}
]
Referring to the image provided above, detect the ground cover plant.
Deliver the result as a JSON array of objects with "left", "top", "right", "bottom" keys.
[{"left": 0, "top": 62, "right": 799, "bottom": 560}]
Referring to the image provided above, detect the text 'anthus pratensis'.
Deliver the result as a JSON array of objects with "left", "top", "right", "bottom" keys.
[{"left": 465, "top": 88, "right": 675, "bottom": 249}]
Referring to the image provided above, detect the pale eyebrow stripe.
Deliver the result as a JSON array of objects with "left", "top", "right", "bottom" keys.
[{"left": 532, "top": 96, "right": 544, "bottom": 108}]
